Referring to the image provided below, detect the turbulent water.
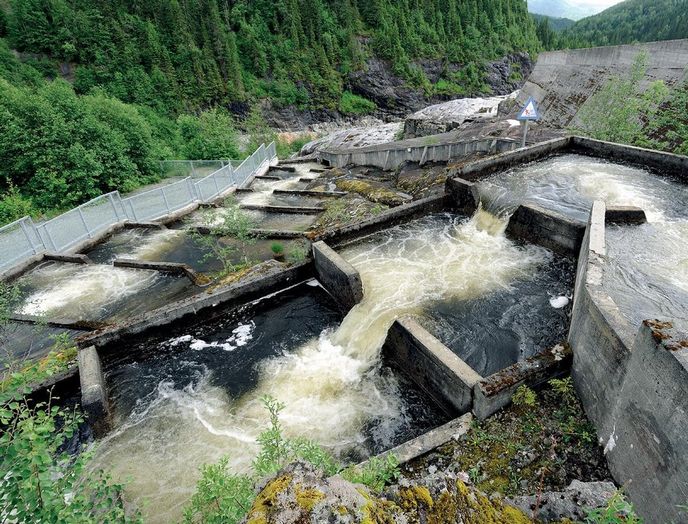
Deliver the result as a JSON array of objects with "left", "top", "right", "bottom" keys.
[
  {"left": 477, "top": 154, "right": 688, "bottom": 222},
  {"left": 16, "top": 262, "right": 193, "bottom": 321},
  {"left": 339, "top": 211, "right": 569, "bottom": 375},
  {"left": 91, "top": 285, "right": 442, "bottom": 523},
  {"left": 476, "top": 153, "right": 688, "bottom": 329},
  {"left": 90, "top": 208, "right": 562, "bottom": 522},
  {"left": 604, "top": 221, "right": 688, "bottom": 327}
]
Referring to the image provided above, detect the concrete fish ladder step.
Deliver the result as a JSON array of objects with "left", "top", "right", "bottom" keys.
[
  {"left": 239, "top": 204, "right": 324, "bottom": 214},
  {"left": 249, "top": 229, "right": 309, "bottom": 239},
  {"left": 272, "top": 189, "right": 346, "bottom": 198}
]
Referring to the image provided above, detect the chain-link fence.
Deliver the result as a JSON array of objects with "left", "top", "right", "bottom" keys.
[{"left": 0, "top": 142, "right": 277, "bottom": 273}]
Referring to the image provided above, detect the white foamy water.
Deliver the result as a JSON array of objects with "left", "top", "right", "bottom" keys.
[
  {"left": 169, "top": 322, "right": 255, "bottom": 352},
  {"left": 92, "top": 210, "right": 553, "bottom": 522},
  {"left": 478, "top": 154, "right": 688, "bottom": 223},
  {"left": 18, "top": 263, "right": 161, "bottom": 319}
]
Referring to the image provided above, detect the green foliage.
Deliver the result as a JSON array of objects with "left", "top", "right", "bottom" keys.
[
  {"left": 0, "top": 333, "right": 139, "bottom": 523},
  {"left": 286, "top": 241, "right": 309, "bottom": 264},
  {"left": 244, "top": 105, "right": 275, "bottom": 155},
  {"left": 182, "top": 457, "right": 254, "bottom": 524},
  {"left": 558, "top": 0, "right": 688, "bottom": 49},
  {"left": 339, "top": 91, "right": 376, "bottom": 116},
  {"left": 190, "top": 200, "right": 258, "bottom": 277},
  {"left": 178, "top": 109, "right": 241, "bottom": 160},
  {"left": 341, "top": 454, "right": 400, "bottom": 493},
  {"left": 185, "top": 395, "right": 400, "bottom": 522},
  {"left": 512, "top": 385, "right": 537, "bottom": 409},
  {"left": 585, "top": 490, "right": 642, "bottom": 524},
  {"left": 2, "top": 0, "right": 541, "bottom": 113},
  {"left": 549, "top": 377, "right": 596, "bottom": 445},
  {"left": 0, "top": 278, "right": 20, "bottom": 329},
  {"left": 276, "top": 135, "right": 313, "bottom": 159},
  {"left": 644, "top": 82, "right": 688, "bottom": 155},
  {"left": 572, "top": 52, "right": 669, "bottom": 146},
  {"left": 270, "top": 242, "right": 284, "bottom": 255}
]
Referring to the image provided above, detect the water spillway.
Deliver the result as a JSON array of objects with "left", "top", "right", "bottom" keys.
[
  {"left": 474, "top": 153, "right": 688, "bottom": 327},
  {"left": 91, "top": 283, "right": 445, "bottom": 523},
  {"left": 477, "top": 154, "right": 688, "bottom": 222},
  {"left": 15, "top": 261, "right": 194, "bottom": 322},
  {"left": 339, "top": 212, "right": 573, "bottom": 376}
]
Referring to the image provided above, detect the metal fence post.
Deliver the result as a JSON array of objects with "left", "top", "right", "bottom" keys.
[
  {"left": 77, "top": 206, "right": 92, "bottom": 239},
  {"left": 19, "top": 218, "right": 41, "bottom": 254},
  {"left": 160, "top": 187, "right": 171, "bottom": 213}
]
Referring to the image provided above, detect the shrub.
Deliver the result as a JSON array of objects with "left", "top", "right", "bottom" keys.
[
  {"left": 341, "top": 454, "right": 400, "bottom": 493},
  {"left": 339, "top": 91, "right": 376, "bottom": 115},
  {"left": 0, "top": 184, "right": 35, "bottom": 225},
  {"left": 270, "top": 242, "right": 284, "bottom": 255},
  {"left": 0, "top": 330, "right": 138, "bottom": 523},
  {"left": 584, "top": 490, "right": 642, "bottom": 523},
  {"left": 512, "top": 385, "right": 537, "bottom": 409},
  {"left": 178, "top": 108, "right": 241, "bottom": 160}
]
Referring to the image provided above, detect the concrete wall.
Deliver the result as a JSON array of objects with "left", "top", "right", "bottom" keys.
[
  {"left": 572, "top": 137, "right": 688, "bottom": 179},
  {"left": 78, "top": 345, "right": 110, "bottom": 437},
  {"left": 506, "top": 204, "right": 585, "bottom": 257},
  {"left": 473, "top": 343, "right": 572, "bottom": 420},
  {"left": 383, "top": 317, "right": 482, "bottom": 414},
  {"left": 569, "top": 200, "right": 688, "bottom": 523},
  {"left": 519, "top": 40, "right": 688, "bottom": 128},
  {"left": 319, "top": 137, "right": 517, "bottom": 170},
  {"left": 312, "top": 241, "right": 364, "bottom": 311},
  {"left": 79, "top": 260, "right": 313, "bottom": 350}
]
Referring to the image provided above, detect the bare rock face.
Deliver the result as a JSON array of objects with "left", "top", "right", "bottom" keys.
[{"left": 242, "top": 462, "right": 533, "bottom": 524}]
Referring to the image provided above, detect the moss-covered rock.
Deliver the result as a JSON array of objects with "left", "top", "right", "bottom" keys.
[
  {"left": 335, "top": 179, "right": 410, "bottom": 206},
  {"left": 242, "top": 462, "right": 533, "bottom": 524}
]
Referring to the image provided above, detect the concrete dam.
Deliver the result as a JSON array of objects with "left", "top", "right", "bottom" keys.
[{"left": 516, "top": 39, "right": 688, "bottom": 128}]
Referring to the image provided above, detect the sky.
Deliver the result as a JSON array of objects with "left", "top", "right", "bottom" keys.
[{"left": 569, "top": 0, "right": 625, "bottom": 9}]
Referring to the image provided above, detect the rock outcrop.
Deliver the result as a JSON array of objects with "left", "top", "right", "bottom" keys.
[{"left": 243, "top": 462, "right": 533, "bottom": 524}]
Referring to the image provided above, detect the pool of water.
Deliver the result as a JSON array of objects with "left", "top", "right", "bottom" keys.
[
  {"left": 93, "top": 283, "right": 445, "bottom": 523},
  {"left": 339, "top": 212, "right": 574, "bottom": 377},
  {"left": 477, "top": 154, "right": 688, "bottom": 222},
  {"left": 604, "top": 221, "right": 688, "bottom": 328},
  {"left": 15, "top": 261, "right": 195, "bottom": 322}
]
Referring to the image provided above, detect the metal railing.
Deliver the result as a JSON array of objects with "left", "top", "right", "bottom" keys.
[{"left": 0, "top": 142, "right": 277, "bottom": 273}]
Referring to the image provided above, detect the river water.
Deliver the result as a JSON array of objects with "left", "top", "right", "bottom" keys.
[
  {"left": 476, "top": 153, "right": 688, "bottom": 328},
  {"left": 91, "top": 283, "right": 444, "bottom": 523}
]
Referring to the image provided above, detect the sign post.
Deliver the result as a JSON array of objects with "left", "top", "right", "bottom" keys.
[{"left": 516, "top": 97, "right": 540, "bottom": 148}]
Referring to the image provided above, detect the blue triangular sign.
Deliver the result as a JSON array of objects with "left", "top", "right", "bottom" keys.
[{"left": 517, "top": 97, "right": 540, "bottom": 121}]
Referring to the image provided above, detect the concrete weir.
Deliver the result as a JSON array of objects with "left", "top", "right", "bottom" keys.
[
  {"left": 311, "top": 241, "right": 364, "bottom": 310},
  {"left": 78, "top": 345, "right": 111, "bottom": 437},
  {"left": 383, "top": 317, "right": 481, "bottom": 414}
]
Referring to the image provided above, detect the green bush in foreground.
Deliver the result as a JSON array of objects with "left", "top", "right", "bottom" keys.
[{"left": 184, "top": 395, "right": 400, "bottom": 524}]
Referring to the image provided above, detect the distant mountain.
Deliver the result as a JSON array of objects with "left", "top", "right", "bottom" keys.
[
  {"left": 528, "top": 0, "right": 600, "bottom": 20},
  {"left": 531, "top": 13, "right": 575, "bottom": 32},
  {"left": 562, "top": 0, "right": 688, "bottom": 47}
]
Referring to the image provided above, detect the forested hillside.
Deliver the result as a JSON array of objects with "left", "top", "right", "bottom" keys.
[
  {"left": 0, "top": 0, "right": 542, "bottom": 224},
  {"left": 540, "top": 0, "right": 688, "bottom": 50},
  {"left": 1, "top": 0, "right": 540, "bottom": 113}
]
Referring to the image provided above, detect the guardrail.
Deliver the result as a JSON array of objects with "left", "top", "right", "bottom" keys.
[{"left": 0, "top": 142, "right": 277, "bottom": 273}]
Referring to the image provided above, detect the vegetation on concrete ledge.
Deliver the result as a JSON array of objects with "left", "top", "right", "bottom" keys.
[
  {"left": 572, "top": 51, "right": 688, "bottom": 156},
  {"left": 403, "top": 378, "right": 608, "bottom": 498}
]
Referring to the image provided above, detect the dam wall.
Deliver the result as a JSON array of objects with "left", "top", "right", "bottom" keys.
[{"left": 518, "top": 39, "right": 688, "bottom": 128}]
